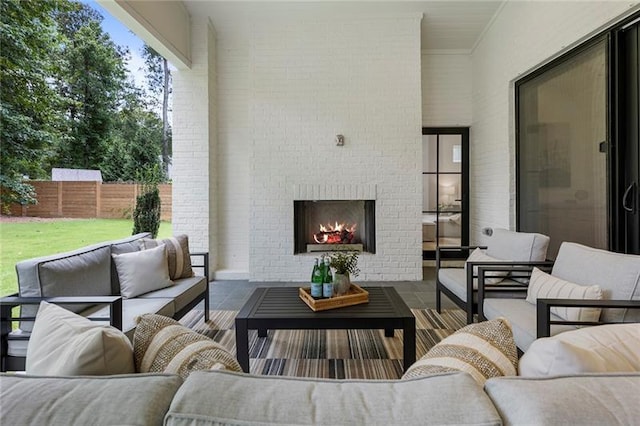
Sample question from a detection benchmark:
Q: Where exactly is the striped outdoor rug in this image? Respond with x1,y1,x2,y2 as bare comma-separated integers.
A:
180,308,466,380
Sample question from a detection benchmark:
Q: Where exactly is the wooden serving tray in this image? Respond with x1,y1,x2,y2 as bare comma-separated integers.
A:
299,284,369,311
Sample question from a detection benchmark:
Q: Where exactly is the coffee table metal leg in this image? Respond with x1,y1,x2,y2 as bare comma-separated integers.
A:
235,319,250,373
402,318,416,371
384,328,394,337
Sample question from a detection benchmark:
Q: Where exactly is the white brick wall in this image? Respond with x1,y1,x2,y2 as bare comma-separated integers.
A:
214,20,251,278
248,15,423,281
470,1,639,245
172,19,216,275
421,52,472,126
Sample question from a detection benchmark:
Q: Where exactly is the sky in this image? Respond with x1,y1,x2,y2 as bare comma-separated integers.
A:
80,0,148,90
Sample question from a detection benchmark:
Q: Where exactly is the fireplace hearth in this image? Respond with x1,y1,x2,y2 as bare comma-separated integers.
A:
294,200,375,254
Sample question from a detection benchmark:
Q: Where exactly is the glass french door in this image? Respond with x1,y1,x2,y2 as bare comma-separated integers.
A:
422,128,469,260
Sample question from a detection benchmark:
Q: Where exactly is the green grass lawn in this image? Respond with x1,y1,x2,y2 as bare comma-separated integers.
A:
0,219,172,297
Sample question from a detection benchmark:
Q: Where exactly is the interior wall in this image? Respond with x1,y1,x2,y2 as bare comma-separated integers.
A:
248,15,423,281
421,52,472,127
470,1,639,245
197,12,423,280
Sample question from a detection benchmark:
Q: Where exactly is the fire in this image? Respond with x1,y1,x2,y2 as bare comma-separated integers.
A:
313,222,357,244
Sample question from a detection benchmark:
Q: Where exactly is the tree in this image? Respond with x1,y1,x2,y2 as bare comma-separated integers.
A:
102,87,164,182
53,3,128,170
0,0,66,210
142,45,171,178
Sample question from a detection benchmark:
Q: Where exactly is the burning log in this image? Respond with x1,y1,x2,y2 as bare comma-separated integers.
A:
313,222,356,244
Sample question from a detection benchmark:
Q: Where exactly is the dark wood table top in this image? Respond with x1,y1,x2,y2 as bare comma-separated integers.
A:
236,286,414,320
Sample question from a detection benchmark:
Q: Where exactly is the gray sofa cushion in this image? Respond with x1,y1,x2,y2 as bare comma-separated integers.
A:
16,233,151,331
552,242,640,322
483,298,576,351
165,370,502,426
0,373,182,425
80,297,175,340
486,228,550,262
139,276,206,313
19,245,112,332
38,246,113,300
485,374,640,426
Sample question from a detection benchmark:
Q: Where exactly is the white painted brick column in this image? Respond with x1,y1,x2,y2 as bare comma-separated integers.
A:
172,19,217,277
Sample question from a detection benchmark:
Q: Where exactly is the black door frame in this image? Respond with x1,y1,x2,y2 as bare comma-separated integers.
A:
421,127,470,260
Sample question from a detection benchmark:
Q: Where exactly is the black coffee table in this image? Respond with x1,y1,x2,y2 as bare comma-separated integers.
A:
234,286,416,373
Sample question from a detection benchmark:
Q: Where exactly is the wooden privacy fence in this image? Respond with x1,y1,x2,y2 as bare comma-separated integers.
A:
8,181,172,221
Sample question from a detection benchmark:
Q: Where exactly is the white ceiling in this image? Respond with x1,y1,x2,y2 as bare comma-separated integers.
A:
185,1,503,52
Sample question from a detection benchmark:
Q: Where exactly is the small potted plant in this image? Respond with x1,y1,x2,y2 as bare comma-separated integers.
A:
329,251,360,295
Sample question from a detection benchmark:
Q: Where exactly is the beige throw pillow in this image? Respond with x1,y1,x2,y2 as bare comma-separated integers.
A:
402,318,518,385
519,323,640,376
112,244,173,298
26,301,135,375
133,314,241,379
465,248,508,285
525,267,603,322
139,234,194,280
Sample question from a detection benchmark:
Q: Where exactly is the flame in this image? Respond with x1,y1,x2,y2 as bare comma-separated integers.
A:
313,222,357,244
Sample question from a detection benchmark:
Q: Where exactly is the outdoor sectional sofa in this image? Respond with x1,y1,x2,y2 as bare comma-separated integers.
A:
0,232,209,371
1,369,639,425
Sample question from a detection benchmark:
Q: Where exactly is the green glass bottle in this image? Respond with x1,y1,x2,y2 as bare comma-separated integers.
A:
322,257,333,298
311,258,323,298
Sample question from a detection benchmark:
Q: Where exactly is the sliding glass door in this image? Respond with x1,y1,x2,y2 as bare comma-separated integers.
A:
517,13,640,258
517,39,608,259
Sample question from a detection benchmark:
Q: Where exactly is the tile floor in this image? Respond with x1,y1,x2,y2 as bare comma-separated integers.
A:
208,267,458,311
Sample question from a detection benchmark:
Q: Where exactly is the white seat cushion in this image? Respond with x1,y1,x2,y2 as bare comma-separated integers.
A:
483,298,576,351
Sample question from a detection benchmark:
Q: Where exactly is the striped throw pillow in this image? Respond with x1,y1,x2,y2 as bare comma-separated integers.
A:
525,267,603,322
133,314,241,379
402,318,518,385
140,234,194,280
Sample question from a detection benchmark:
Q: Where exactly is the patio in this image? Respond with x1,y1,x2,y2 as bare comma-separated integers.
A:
97,0,640,283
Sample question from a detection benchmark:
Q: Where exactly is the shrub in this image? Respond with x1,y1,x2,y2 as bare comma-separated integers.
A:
132,165,162,238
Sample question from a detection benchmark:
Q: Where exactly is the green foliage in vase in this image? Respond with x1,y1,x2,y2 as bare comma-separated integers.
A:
329,251,360,277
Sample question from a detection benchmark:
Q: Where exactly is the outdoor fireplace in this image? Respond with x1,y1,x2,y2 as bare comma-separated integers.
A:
293,200,376,254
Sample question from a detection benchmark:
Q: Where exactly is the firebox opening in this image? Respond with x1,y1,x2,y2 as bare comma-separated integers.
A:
294,200,376,254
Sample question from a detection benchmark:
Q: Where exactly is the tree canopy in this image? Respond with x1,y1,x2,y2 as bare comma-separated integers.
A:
0,0,171,210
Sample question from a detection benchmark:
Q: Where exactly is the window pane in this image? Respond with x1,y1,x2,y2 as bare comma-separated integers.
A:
439,135,462,173
518,40,607,258
422,174,439,211
422,135,437,173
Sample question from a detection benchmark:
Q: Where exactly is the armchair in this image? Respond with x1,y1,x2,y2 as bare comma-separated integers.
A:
436,228,551,324
479,242,640,351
